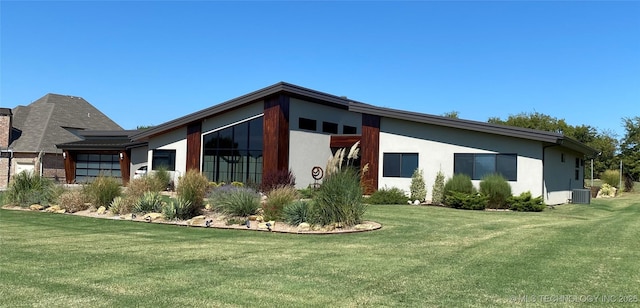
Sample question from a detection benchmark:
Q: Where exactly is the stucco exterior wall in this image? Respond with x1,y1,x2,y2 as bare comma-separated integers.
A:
289,98,362,188
147,127,187,180
201,101,264,134
544,146,585,205
129,145,149,181
378,118,544,201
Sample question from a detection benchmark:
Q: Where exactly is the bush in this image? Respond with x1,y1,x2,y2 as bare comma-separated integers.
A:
84,176,122,207
444,174,475,195
314,167,366,226
210,185,261,217
126,177,155,199
598,183,617,197
431,170,445,205
624,175,634,192
600,169,620,188
479,174,512,209
5,172,56,206
133,191,164,214
260,169,296,193
283,200,312,226
410,169,427,202
162,196,197,220
176,170,209,208
150,167,172,192
508,192,545,212
263,186,299,221
444,191,487,210
298,185,318,199
366,187,409,205
109,196,136,215
57,190,88,213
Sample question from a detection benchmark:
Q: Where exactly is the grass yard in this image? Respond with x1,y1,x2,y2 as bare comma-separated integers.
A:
1,193,639,307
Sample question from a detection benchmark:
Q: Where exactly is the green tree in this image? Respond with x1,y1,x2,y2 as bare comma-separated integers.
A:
442,111,460,118
619,117,640,186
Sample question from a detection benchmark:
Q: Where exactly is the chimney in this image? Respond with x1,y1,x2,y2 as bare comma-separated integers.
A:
0,108,11,148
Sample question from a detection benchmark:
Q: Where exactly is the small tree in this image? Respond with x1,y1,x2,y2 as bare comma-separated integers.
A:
431,170,445,205
410,168,427,202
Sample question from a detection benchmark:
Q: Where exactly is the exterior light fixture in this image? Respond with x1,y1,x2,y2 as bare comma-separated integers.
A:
119,152,124,160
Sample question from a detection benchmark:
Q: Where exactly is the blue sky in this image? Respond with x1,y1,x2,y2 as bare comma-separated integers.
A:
1,1,638,138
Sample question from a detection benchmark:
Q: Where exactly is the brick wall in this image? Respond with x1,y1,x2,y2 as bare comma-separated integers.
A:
0,108,12,189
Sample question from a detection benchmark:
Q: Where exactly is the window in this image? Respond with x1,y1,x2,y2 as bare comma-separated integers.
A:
575,169,580,181
322,121,338,134
152,150,176,171
343,125,357,134
561,153,565,162
454,153,517,181
298,117,317,131
202,117,263,184
383,153,418,177
575,158,580,168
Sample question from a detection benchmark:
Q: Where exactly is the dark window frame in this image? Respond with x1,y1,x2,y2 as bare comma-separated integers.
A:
152,149,176,171
453,153,517,181
382,153,418,178
298,117,317,131
343,125,357,134
322,121,339,134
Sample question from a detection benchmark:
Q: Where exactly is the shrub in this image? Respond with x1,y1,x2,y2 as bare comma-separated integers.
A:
126,177,155,198
176,170,209,208
600,169,620,188
84,176,122,207
508,192,545,212
162,196,197,220
260,169,296,193
282,200,312,226
133,191,164,214
109,196,136,215
479,174,512,209
598,183,617,197
444,191,487,210
5,172,56,206
263,185,299,221
623,174,634,192
150,167,172,192
298,185,318,199
444,174,475,195
366,187,409,205
57,190,88,213
431,170,445,205
211,186,261,217
410,169,427,202
314,167,366,226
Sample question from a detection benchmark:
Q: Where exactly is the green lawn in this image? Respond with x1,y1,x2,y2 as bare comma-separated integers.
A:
1,193,639,307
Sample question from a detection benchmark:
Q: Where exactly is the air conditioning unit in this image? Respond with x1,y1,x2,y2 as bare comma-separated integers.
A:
572,189,591,204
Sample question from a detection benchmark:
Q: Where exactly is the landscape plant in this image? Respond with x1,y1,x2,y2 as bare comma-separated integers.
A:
162,196,195,220
149,167,172,192
83,175,121,207
431,170,445,205
443,174,475,195
210,185,261,217
176,169,209,208
444,191,488,210
4,172,57,207
259,169,296,193
263,185,299,221
133,191,164,214
479,174,512,209
508,191,545,212
109,196,136,215
56,190,88,213
366,187,409,205
409,168,427,202
600,169,620,188
282,200,312,226
314,167,366,226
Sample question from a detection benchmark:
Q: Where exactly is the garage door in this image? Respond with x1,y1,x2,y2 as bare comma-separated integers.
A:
75,154,121,183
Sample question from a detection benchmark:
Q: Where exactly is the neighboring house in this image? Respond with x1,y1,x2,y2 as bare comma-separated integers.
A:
0,94,124,189
127,82,598,205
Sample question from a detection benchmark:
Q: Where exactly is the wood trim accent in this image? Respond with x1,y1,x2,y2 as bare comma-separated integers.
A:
63,151,75,184
330,135,361,148
119,150,130,186
361,114,380,194
263,94,290,176
186,122,202,172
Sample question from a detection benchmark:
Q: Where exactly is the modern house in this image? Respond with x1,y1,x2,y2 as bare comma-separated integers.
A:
0,94,123,189
126,82,598,205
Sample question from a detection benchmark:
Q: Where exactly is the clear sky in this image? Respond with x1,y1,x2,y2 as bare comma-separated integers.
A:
1,1,638,138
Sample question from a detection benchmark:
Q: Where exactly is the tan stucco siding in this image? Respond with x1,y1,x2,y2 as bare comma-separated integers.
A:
289,98,361,134
544,146,585,205
148,127,187,181
201,101,263,135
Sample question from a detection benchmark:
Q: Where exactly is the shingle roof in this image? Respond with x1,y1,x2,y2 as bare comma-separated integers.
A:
56,129,147,151
10,94,123,153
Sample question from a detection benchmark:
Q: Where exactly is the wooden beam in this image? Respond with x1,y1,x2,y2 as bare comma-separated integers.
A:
263,94,290,176
119,150,130,186
186,122,202,172
63,151,75,184
361,114,380,194
330,135,361,148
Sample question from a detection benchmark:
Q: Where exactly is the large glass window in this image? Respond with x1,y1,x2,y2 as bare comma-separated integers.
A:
202,117,263,184
454,153,517,181
383,153,418,178
152,150,176,171
75,153,121,183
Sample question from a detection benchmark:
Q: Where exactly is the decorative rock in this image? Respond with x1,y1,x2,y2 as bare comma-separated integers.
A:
29,204,44,211
413,200,421,205
407,200,412,205
45,205,61,213
204,204,213,210
143,213,163,222
257,221,275,230
96,206,107,215
55,209,66,214
324,224,335,231
187,215,206,226
297,222,311,231
354,224,373,231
